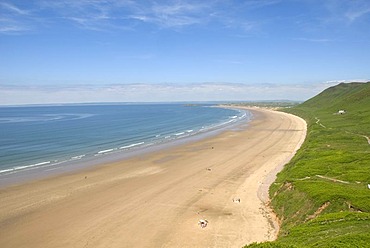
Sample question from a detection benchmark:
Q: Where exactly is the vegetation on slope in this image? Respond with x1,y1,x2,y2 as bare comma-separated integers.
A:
245,82,370,247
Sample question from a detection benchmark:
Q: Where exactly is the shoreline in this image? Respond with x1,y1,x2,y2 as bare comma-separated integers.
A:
0,106,251,188
0,107,307,247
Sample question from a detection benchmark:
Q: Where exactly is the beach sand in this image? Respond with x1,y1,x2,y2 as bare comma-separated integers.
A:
0,108,306,248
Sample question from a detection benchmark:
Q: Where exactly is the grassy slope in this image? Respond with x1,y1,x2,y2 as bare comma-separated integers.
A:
245,82,370,247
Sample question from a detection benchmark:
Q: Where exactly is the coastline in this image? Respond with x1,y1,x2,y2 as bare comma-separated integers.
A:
0,105,249,188
0,107,306,247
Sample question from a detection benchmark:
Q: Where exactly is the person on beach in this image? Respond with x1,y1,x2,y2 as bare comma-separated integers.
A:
198,219,208,228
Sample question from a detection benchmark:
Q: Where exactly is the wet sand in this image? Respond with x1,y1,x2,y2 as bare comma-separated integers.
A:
0,108,306,248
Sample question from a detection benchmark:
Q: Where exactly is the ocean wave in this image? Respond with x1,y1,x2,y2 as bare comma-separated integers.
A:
196,110,248,133
97,148,116,155
0,168,16,174
71,154,86,160
0,116,49,123
0,113,94,124
44,113,95,122
120,142,145,150
0,104,251,178
0,161,51,174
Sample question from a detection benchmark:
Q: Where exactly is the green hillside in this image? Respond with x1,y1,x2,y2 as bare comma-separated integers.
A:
246,82,370,247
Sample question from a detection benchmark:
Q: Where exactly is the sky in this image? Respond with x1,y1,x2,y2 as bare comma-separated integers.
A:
0,0,369,104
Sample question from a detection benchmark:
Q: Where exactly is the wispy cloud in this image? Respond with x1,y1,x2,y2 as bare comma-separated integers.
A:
0,2,29,15
345,7,370,22
241,0,281,9
0,0,265,34
214,59,244,65
322,0,370,24
139,1,210,28
0,2,33,34
2,0,369,36
294,37,332,43
38,0,135,31
34,0,214,31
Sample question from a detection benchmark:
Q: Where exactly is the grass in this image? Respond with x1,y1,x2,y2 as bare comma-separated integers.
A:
244,82,370,247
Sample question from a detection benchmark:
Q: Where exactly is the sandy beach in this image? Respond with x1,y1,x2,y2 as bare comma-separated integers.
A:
0,108,306,248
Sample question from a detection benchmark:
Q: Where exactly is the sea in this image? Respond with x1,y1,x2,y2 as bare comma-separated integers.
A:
0,103,250,182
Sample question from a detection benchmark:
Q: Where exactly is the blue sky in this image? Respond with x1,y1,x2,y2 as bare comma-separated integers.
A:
0,0,369,104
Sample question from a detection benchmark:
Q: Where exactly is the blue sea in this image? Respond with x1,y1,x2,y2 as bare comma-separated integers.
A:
0,103,249,178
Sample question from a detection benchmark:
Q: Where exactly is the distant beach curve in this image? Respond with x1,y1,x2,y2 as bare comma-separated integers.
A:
0,107,307,247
